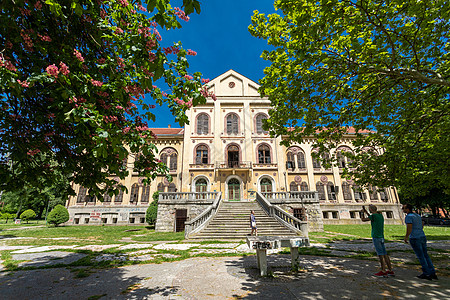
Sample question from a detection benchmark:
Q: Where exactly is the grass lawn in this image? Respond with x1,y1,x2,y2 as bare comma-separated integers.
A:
321,224,450,241
0,225,184,247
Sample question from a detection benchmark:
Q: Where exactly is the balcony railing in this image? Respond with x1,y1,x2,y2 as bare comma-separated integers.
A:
253,163,278,169
215,161,252,169
261,191,319,204
159,192,218,202
189,163,215,169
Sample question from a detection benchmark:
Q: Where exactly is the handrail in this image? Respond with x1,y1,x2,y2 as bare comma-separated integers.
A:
256,191,308,237
159,192,217,202
184,192,222,239
261,191,318,202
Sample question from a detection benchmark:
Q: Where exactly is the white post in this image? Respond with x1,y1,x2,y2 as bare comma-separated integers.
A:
256,249,268,276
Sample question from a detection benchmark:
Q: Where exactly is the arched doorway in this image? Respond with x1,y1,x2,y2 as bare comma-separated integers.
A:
195,178,208,199
227,145,239,168
228,178,240,201
260,178,273,193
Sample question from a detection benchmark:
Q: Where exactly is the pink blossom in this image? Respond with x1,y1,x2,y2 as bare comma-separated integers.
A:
17,80,30,87
1,59,17,72
187,49,197,56
100,9,107,19
153,28,162,41
73,49,85,62
90,79,104,87
119,0,129,7
35,1,43,9
116,105,123,110
59,62,70,76
174,7,190,22
46,64,59,78
201,78,210,84
117,57,125,68
146,39,156,49
122,127,130,134
38,34,52,42
148,52,156,62
184,74,193,80
27,149,41,156
5,40,13,49
115,27,124,34
98,58,106,64
138,5,147,12
20,8,31,16
20,30,34,51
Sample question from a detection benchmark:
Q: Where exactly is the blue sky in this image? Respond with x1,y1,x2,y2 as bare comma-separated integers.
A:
147,1,277,128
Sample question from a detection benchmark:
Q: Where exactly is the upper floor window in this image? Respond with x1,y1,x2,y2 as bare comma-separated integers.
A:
260,178,273,193
160,148,178,171
255,113,268,134
196,145,209,164
336,147,353,169
130,183,139,203
141,185,150,203
286,152,295,170
342,182,352,200
258,144,271,164
197,113,209,135
168,183,177,193
77,186,87,203
226,113,239,134
290,181,298,192
312,152,321,169
297,152,306,169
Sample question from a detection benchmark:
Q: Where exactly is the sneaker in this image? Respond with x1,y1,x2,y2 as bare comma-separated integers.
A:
386,270,395,277
374,271,387,277
430,274,438,280
417,274,432,280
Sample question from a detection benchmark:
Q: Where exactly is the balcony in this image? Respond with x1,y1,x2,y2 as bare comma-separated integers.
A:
189,163,215,170
253,163,278,169
215,161,252,169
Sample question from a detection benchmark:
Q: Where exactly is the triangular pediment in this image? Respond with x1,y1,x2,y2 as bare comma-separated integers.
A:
205,69,261,97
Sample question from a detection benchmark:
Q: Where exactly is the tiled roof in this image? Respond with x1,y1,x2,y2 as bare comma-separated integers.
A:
149,128,184,135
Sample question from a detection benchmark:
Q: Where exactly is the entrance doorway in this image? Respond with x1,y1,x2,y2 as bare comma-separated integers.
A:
227,145,239,168
175,209,187,232
228,178,240,201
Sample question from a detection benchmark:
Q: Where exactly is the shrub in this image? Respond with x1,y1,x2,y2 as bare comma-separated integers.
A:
146,192,159,226
47,205,69,226
20,209,36,223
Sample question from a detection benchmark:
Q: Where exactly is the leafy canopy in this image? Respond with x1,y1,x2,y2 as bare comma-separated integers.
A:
0,0,211,199
250,0,450,196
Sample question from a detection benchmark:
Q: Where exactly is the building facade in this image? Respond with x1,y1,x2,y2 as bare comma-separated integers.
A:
67,70,403,229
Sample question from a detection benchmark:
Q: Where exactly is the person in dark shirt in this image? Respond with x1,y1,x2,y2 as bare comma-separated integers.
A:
361,204,394,277
402,204,437,280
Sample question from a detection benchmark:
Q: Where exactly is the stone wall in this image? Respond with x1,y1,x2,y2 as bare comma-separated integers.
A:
269,200,324,232
320,203,404,225
68,205,148,225
155,199,213,232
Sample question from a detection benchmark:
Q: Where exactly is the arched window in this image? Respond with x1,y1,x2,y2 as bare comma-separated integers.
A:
342,182,352,200
369,185,378,201
169,153,177,171
195,178,208,193
316,182,325,200
157,182,165,192
197,113,209,135
327,182,336,201
228,178,240,201
130,183,139,203
77,186,87,203
103,189,111,202
300,182,309,191
297,152,306,169
337,151,346,168
286,152,295,170
353,185,366,201
260,178,273,193
226,113,239,134
141,185,150,203
115,189,124,202
160,153,168,165
168,183,177,193
290,181,298,192
195,145,209,164
312,152,321,169
255,114,267,134
258,144,271,164
227,144,239,167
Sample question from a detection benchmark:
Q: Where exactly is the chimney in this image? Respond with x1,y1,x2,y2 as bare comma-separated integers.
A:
168,124,171,128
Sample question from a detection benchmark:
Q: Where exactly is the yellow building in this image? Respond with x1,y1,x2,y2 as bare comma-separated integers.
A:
67,70,402,229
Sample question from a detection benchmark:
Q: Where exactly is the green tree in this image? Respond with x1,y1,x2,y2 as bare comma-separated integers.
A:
249,0,450,197
0,212,15,223
146,191,159,226
1,0,212,199
19,209,36,223
47,204,69,226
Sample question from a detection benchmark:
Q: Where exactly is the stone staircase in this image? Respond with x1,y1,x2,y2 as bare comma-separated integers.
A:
189,201,298,240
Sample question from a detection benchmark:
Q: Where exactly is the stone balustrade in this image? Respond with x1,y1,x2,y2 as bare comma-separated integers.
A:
184,192,222,239
159,192,218,203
